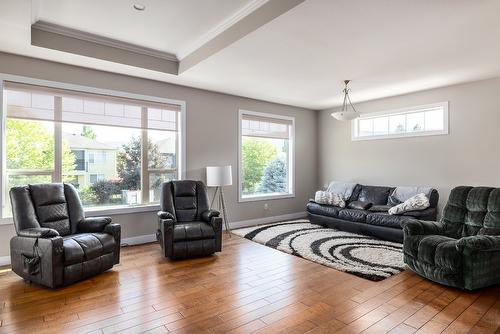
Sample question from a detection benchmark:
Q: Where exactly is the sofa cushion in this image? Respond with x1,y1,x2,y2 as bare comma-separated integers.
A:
307,202,340,218
347,201,372,210
417,235,461,271
63,233,115,266
366,213,407,229
369,205,393,212
173,222,215,241
338,209,369,223
357,186,393,205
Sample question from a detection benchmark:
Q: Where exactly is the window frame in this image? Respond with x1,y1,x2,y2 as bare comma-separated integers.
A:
0,73,186,224
238,109,295,203
351,102,449,141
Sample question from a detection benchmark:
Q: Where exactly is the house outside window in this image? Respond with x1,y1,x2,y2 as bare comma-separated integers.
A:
72,149,85,171
1,79,185,218
238,110,295,202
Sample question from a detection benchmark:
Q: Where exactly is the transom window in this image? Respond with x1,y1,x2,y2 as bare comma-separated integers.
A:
1,80,184,218
238,110,294,202
352,102,448,140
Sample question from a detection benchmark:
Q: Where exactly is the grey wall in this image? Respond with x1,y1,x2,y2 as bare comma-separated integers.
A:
319,77,500,214
0,52,318,258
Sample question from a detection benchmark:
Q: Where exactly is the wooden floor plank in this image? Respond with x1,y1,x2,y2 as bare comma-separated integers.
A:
0,236,498,334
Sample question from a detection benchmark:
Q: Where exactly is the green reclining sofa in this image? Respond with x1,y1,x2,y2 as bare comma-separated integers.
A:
402,186,500,290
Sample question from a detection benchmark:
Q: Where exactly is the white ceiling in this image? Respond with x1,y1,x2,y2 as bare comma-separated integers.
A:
33,0,255,58
1,0,500,110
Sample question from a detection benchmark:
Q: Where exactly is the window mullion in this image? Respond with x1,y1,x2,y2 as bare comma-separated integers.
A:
141,107,149,204
53,96,62,182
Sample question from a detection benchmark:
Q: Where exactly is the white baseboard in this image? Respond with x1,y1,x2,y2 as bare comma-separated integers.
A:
0,256,11,266
0,212,308,261
229,211,307,230
121,234,156,246
120,211,307,246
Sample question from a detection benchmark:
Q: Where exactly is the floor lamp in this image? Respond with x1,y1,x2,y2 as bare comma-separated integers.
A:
206,165,232,234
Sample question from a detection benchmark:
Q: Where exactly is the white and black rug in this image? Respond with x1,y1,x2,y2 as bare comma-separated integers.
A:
232,220,405,281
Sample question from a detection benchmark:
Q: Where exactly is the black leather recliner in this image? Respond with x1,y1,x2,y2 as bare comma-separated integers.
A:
9,183,121,288
156,180,222,259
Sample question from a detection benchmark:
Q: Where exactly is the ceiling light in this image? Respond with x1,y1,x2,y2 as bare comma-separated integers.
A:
133,3,146,11
331,80,359,121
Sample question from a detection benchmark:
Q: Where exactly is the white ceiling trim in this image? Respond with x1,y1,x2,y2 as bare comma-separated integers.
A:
32,20,178,61
176,0,269,60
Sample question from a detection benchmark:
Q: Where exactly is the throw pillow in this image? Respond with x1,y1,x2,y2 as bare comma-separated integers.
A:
315,191,346,208
347,201,373,210
388,186,433,206
388,193,430,215
326,182,357,201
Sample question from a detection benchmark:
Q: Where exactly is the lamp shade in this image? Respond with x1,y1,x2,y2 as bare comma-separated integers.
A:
206,165,232,187
331,111,359,121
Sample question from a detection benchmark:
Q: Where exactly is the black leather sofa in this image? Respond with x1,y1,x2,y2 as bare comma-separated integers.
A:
307,184,439,242
9,183,121,288
156,180,223,259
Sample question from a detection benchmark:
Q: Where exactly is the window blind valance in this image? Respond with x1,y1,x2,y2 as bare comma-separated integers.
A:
241,114,292,139
4,81,180,131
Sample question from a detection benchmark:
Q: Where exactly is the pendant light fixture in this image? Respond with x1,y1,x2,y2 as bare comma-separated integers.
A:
331,80,359,121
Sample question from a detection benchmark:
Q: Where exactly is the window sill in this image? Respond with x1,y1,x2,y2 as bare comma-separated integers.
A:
239,193,295,203
0,204,160,225
85,204,160,217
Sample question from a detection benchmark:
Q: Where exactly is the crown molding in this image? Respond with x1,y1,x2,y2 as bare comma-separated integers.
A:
177,0,269,60
32,20,178,62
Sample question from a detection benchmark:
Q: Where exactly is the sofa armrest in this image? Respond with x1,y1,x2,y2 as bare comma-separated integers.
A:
201,209,220,223
18,227,59,238
10,235,64,288
157,211,175,220
104,223,121,264
78,217,112,233
401,207,437,220
158,218,175,258
456,235,500,252
401,219,445,236
210,216,223,252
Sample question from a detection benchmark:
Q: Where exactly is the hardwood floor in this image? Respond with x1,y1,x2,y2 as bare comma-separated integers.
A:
0,234,499,334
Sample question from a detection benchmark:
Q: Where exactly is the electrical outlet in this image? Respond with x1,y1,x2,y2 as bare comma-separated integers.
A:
264,203,269,210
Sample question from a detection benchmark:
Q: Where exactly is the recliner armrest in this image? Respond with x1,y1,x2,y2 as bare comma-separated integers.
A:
10,235,64,288
401,219,445,236
158,211,175,220
201,209,220,223
456,235,500,252
18,227,59,238
78,216,112,233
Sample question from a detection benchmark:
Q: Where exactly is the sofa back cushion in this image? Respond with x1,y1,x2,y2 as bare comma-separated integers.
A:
442,186,500,237
29,183,71,236
356,185,394,205
481,188,500,235
161,180,210,222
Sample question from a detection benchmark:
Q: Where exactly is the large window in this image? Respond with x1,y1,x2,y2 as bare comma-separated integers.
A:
352,102,448,140
1,80,184,218
238,110,294,202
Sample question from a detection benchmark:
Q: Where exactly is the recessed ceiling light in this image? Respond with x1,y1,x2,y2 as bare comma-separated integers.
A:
133,3,146,11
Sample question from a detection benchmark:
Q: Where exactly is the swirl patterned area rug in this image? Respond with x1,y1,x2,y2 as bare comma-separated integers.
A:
232,220,405,281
